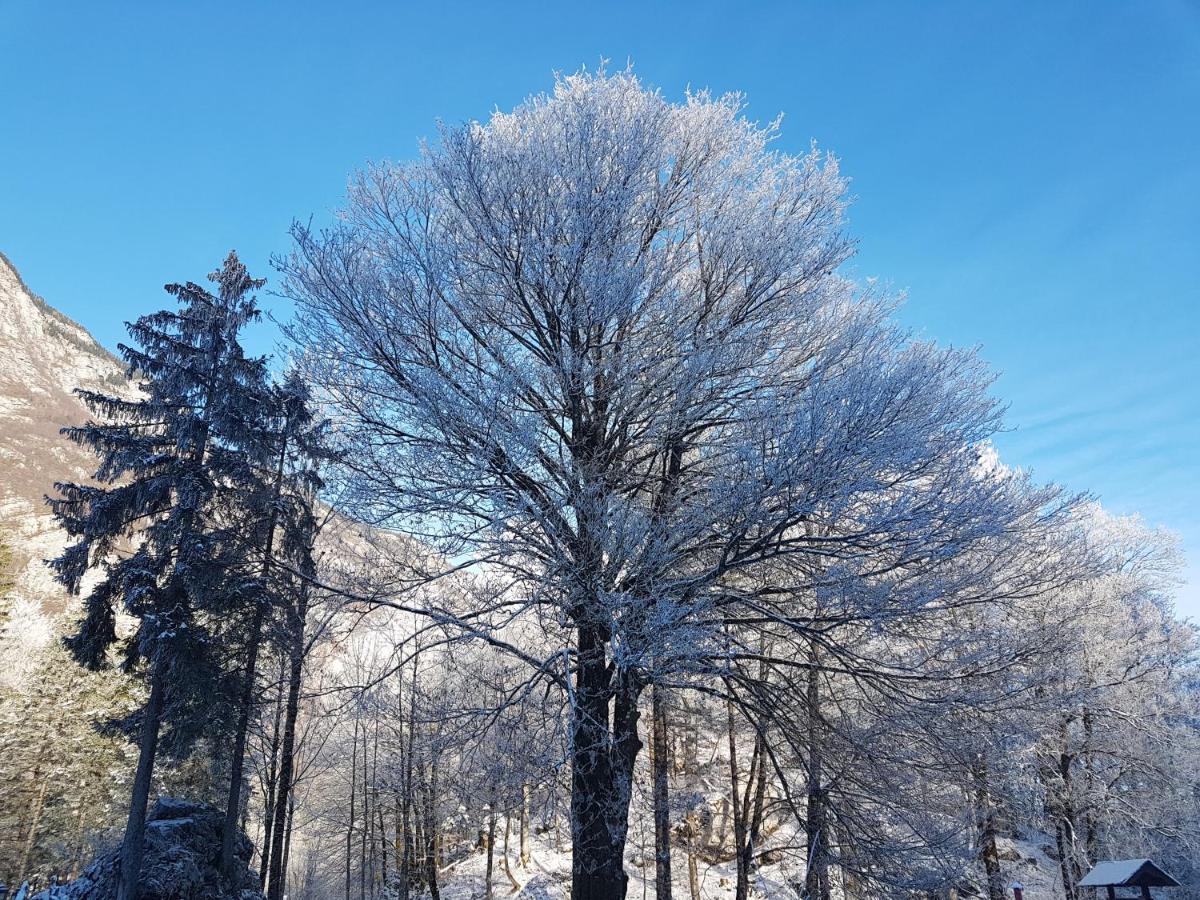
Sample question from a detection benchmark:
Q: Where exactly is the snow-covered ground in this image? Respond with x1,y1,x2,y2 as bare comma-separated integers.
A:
408,826,1071,900
432,832,759,900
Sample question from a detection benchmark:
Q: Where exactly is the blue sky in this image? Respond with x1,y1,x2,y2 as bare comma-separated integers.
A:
2,1,1198,614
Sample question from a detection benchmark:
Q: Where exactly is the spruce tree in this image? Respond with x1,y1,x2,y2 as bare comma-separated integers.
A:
49,251,273,900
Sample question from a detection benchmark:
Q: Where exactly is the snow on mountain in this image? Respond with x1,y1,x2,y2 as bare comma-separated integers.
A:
0,251,128,675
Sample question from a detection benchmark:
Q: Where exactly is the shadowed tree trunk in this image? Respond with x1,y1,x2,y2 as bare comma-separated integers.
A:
258,669,285,888
485,793,497,899
652,686,672,900
423,754,441,900
570,625,643,900
804,645,831,900
973,756,1005,900
281,796,295,897
346,713,358,900
116,666,166,900
222,428,291,881
267,581,308,900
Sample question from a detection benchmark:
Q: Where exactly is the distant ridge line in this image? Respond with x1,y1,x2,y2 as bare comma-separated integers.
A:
0,248,123,368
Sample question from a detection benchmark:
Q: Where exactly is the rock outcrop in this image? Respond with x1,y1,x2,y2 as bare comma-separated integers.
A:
34,799,264,900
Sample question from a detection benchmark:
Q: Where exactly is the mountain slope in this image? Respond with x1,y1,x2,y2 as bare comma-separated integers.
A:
0,251,126,638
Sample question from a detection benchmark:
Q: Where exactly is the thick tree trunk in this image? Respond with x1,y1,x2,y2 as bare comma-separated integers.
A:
570,626,641,900
116,665,166,900
651,686,672,900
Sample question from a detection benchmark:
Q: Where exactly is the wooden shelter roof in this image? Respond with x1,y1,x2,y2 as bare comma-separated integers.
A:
1079,859,1181,888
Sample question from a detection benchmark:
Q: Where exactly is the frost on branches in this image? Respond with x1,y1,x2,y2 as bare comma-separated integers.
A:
283,69,1081,900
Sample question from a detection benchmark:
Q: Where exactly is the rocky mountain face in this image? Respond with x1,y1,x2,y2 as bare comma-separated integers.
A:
0,251,127,682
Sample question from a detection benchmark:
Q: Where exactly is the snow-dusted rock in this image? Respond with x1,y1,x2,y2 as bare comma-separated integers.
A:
33,798,263,900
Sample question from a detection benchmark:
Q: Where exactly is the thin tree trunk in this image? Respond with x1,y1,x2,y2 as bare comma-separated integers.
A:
116,665,166,900
502,812,521,892
1056,821,1075,900
222,429,291,881
221,602,266,881
1082,707,1098,865
973,756,1004,900
347,714,359,900
281,796,295,897
684,811,700,900
266,588,306,900
259,671,285,887
804,646,828,900
1057,717,1081,900
378,794,389,891
400,659,417,900
425,756,441,900
360,719,368,900
747,733,768,878
16,771,48,885
652,685,672,900
727,698,749,900
519,782,531,869
485,807,497,899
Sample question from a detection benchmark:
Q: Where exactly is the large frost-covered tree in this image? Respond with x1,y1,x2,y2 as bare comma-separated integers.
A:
284,69,1073,900
49,252,273,900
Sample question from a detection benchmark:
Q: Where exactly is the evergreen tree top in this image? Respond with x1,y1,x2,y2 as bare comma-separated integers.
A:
47,251,273,679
